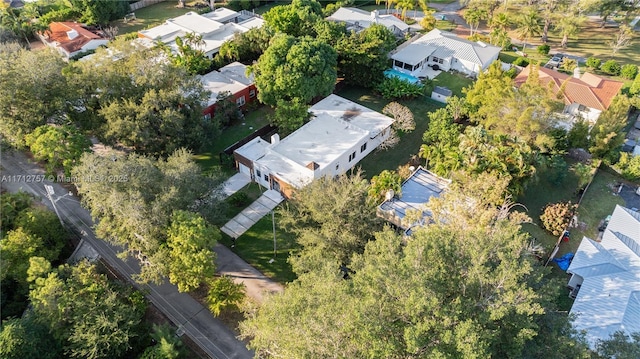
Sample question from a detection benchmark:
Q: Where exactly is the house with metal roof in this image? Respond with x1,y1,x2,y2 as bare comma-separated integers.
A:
39,22,109,59
233,94,394,198
326,7,410,36
137,9,264,58
515,65,624,125
390,29,501,78
376,167,450,231
566,205,640,349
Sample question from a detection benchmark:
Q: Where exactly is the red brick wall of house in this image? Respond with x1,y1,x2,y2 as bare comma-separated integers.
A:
202,84,258,117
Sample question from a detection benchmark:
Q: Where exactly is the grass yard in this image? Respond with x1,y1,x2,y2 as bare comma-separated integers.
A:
193,106,272,175
219,213,298,284
434,19,457,31
111,1,196,35
427,71,474,97
505,19,640,66
337,85,445,178
499,49,550,66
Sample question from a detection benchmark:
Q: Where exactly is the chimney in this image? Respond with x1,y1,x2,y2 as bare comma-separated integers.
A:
67,29,79,40
270,133,280,145
573,66,581,79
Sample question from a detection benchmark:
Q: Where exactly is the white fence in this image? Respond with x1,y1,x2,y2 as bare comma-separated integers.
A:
129,0,165,12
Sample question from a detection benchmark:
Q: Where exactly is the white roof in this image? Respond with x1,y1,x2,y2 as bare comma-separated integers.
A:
202,7,239,23
327,7,409,32
392,29,501,68
138,9,261,56
235,137,269,161
238,17,265,29
200,64,252,106
240,94,393,189
567,205,640,348
220,61,253,85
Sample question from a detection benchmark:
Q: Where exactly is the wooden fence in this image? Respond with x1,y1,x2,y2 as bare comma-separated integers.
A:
129,0,165,12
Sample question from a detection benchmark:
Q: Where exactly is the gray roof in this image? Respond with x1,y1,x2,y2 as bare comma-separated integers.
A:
567,205,640,349
377,167,450,230
433,86,452,96
392,29,501,68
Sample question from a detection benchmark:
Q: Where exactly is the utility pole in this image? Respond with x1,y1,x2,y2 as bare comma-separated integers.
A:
44,184,64,226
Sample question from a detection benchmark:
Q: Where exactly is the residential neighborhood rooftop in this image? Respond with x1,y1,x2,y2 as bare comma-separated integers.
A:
326,7,409,33
200,62,253,106
392,29,501,67
377,167,450,230
514,65,624,111
567,205,640,348
43,22,107,55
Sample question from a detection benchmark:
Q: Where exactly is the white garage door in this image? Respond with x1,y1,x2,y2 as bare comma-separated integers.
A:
238,163,251,177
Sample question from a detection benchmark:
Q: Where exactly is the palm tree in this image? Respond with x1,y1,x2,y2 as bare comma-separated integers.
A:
516,9,541,53
394,0,414,20
554,8,584,48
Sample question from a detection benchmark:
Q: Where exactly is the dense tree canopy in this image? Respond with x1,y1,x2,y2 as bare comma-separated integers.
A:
25,124,91,175
262,0,323,37
278,170,382,275
72,149,222,284
243,176,585,358
0,43,69,146
249,34,337,107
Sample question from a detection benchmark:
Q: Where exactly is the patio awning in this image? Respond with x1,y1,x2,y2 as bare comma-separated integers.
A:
392,44,436,66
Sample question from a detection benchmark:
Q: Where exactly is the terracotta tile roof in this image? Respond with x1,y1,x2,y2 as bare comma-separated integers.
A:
44,22,106,55
514,65,624,111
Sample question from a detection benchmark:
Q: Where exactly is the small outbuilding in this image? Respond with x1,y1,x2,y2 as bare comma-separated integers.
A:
431,86,452,103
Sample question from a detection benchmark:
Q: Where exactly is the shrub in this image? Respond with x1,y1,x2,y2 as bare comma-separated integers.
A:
504,67,518,78
630,72,640,96
375,76,424,100
560,58,577,72
567,119,590,149
615,152,640,181
228,191,249,207
540,201,577,236
585,57,601,70
601,60,621,75
420,15,436,31
207,276,245,317
537,44,550,55
382,102,415,132
513,56,530,67
620,64,638,80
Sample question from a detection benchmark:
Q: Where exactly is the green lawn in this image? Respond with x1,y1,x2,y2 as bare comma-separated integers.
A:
337,85,445,178
427,71,474,97
193,106,272,175
219,213,298,284
434,19,457,31
111,1,196,35
499,49,550,66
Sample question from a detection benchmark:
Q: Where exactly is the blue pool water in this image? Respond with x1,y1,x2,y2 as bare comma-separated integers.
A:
384,69,421,84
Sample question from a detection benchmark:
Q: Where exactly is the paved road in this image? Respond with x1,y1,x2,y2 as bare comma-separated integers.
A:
0,150,253,359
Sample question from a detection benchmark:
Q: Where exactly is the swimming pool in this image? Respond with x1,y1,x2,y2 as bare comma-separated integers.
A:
384,68,421,84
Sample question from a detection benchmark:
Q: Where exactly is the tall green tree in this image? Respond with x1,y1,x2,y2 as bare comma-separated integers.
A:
243,176,572,358
72,149,221,284
262,0,323,37
269,98,310,135
250,34,337,107
335,24,397,88
0,43,69,146
589,95,630,160
166,210,219,293
25,125,91,176
0,314,61,359
278,170,382,274
516,8,541,52
28,260,147,359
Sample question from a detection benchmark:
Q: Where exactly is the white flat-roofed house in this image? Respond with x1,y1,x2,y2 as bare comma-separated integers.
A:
138,9,264,58
390,29,501,78
234,94,394,198
326,7,410,36
566,205,640,349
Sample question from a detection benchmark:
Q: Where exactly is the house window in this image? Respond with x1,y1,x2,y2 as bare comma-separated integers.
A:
249,89,256,98
336,164,339,171
256,169,261,178
578,104,587,112
236,96,246,107
348,151,356,162
403,62,412,71
360,143,367,152
264,174,269,182
432,56,444,64
203,113,211,121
